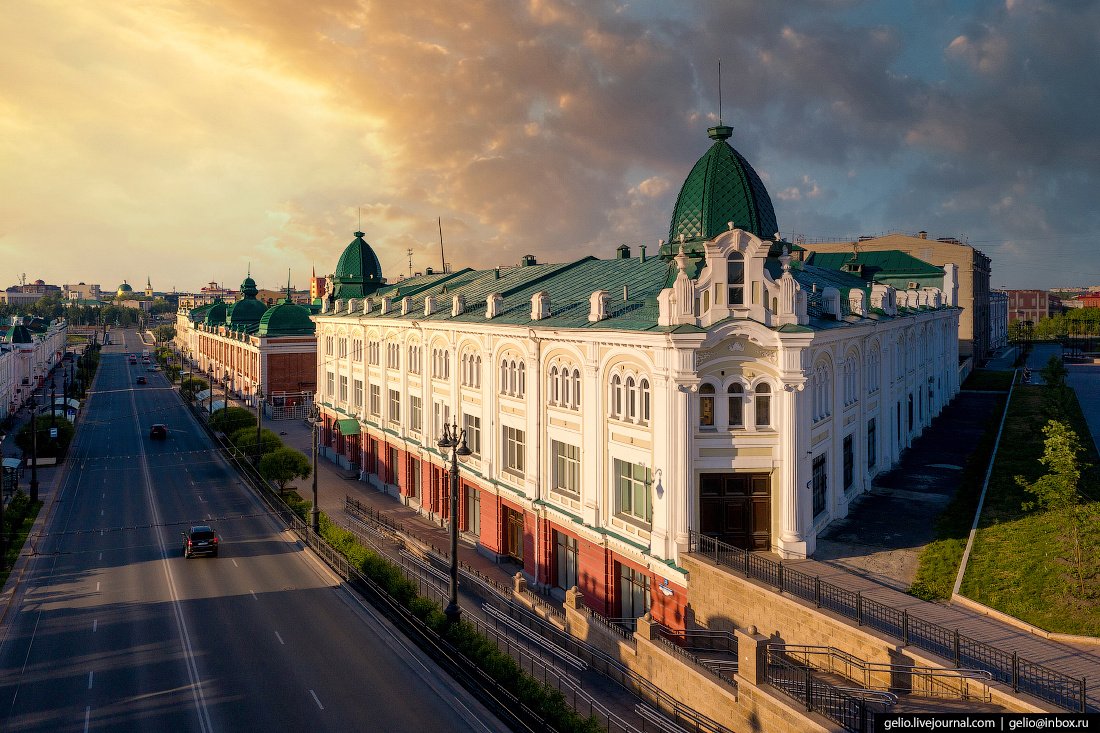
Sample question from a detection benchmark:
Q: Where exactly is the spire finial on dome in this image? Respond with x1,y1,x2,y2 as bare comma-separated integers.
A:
708,125,733,141
286,269,292,302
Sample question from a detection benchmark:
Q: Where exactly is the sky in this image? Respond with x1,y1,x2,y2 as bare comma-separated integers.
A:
2,0,1098,293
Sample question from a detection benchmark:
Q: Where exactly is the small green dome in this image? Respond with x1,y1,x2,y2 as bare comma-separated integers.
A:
226,272,267,328
116,281,134,297
664,126,778,256
203,299,227,326
258,298,315,336
331,231,384,299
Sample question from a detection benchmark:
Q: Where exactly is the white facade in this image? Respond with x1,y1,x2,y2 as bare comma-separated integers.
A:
990,290,1009,352
315,228,961,607
0,318,69,421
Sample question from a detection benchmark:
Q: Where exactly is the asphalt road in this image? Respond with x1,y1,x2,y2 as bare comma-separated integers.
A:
0,330,511,733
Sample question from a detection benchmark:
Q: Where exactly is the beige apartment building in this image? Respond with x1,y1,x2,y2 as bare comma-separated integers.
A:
803,231,992,364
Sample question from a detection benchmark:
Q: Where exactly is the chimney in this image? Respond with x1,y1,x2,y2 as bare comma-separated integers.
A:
521,254,537,266
639,244,647,263
918,230,928,240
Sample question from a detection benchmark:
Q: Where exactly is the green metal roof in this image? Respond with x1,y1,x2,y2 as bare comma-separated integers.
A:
664,126,778,255
806,251,944,280
258,298,315,336
225,272,269,328
332,231,384,299
203,300,227,326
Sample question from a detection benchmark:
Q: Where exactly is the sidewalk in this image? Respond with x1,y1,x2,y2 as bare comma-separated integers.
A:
271,416,522,589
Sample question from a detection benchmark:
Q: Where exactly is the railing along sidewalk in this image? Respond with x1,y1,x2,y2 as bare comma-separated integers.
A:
690,530,1088,712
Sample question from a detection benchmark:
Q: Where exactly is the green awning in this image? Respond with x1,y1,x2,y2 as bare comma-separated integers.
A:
335,418,360,436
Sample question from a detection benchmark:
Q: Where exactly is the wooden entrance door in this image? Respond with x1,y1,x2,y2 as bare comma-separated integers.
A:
504,507,524,562
699,473,771,550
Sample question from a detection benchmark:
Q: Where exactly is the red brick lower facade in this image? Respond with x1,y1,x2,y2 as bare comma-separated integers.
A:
319,415,687,629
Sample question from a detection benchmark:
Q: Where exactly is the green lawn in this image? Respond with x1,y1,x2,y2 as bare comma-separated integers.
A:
962,369,1015,391
959,386,1100,635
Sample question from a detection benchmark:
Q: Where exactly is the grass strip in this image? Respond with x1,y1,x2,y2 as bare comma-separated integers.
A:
1,492,44,589
959,386,1100,635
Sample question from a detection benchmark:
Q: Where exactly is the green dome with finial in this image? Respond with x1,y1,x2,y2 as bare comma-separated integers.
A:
116,281,134,297
663,125,778,256
258,296,315,336
226,270,267,329
331,231,384,299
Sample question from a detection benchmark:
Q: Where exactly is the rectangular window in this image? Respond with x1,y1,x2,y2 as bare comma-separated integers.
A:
387,446,399,486
338,375,348,403
462,413,481,456
551,440,581,497
326,372,335,397
325,336,333,355
615,458,652,523
464,484,481,536
867,418,877,469
502,425,525,475
339,338,347,358
369,384,381,417
408,457,421,500
434,401,450,442
410,395,422,434
843,435,854,492
554,531,579,592
353,379,363,408
388,389,401,424
618,564,651,620
812,454,827,518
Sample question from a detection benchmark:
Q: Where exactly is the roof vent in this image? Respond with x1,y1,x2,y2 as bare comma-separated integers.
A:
521,254,537,267
589,290,610,322
379,296,391,315
616,244,631,259
423,295,437,316
425,267,434,275
531,291,550,320
918,230,928,240
451,294,465,317
857,235,873,242
639,244,647,263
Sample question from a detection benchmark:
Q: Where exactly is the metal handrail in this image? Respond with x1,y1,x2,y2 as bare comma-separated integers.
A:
691,530,1087,712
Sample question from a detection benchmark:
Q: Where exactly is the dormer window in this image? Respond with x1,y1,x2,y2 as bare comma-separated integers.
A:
727,252,745,306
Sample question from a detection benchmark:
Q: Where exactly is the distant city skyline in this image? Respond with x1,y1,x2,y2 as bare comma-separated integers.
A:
3,2,1098,291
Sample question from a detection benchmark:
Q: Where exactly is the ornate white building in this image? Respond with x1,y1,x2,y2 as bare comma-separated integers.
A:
313,125,960,627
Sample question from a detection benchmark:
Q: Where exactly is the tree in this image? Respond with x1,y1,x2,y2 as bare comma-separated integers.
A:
1017,420,1093,594
210,406,256,435
1040,354,1068,388
180,376,209,402
230,427,282,457
152,324,176,343
259,447,312,493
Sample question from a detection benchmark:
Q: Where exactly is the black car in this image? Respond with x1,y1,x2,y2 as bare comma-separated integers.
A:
136,376,147,385
183,526,219,558
149,424,167,439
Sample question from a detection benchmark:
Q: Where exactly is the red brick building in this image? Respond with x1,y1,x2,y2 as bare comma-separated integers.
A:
1006,289,1062,323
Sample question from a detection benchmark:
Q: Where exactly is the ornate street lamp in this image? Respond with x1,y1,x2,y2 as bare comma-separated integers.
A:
437,418,472,624
254,383,264,465
307,401,322,534
28,394,38,504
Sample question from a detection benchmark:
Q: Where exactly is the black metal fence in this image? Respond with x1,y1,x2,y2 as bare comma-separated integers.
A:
690,531,1088,712
766,649,871,732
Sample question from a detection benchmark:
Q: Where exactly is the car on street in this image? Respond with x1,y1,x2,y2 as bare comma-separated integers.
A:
182,525,219,558
149,424,167,439
136,376,146,385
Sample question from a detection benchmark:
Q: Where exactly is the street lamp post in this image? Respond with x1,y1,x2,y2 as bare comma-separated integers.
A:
254,384,264,465
51,379,57,422
307,402,321,533
222,370,229,419
28,395,38,504
437,418,471,624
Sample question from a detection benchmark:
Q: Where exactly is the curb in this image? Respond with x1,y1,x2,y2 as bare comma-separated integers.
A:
951,593,1100,648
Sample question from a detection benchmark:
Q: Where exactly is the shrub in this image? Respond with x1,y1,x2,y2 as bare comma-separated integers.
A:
210,406,257,434
258,447,311,492
14,415,75,460
229,427,282,457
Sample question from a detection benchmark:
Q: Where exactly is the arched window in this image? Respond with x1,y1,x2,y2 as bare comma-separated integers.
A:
475,355,482,387
727,383,744,427
699,383,715,428
444,350,450,379
626,376,637,421
611,375,622,417
755,384,772,427
560,368,570,406
461,353,469,385
500,360,508,391
572,369,582,409
549,366,559,404
509,359,517,395
727,252,745,306
639,378,650,424
518,362,526,396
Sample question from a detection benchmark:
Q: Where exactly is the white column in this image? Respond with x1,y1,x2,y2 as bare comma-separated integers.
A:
777,380,810,558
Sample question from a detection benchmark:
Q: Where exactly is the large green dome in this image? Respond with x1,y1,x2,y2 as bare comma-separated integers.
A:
258,297,315,336
331,231,384,299
226,272,267,329
203,299,227,326
116,281,134,297
663,125,778,256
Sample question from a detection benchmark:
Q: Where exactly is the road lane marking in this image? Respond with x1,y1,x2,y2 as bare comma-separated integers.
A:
232,559,239,567
274,631,284,645
98,552,102,562
88,670,93,689
92,619,97,632
84,706,90,733
309,689,324,710
95,582,100,592
250,590,257,600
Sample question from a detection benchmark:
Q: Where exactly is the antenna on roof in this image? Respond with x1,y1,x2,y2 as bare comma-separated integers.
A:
358,206,362,231
718,58,723,125
438,217,446,274
407,248,413,279
286,269,292,300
